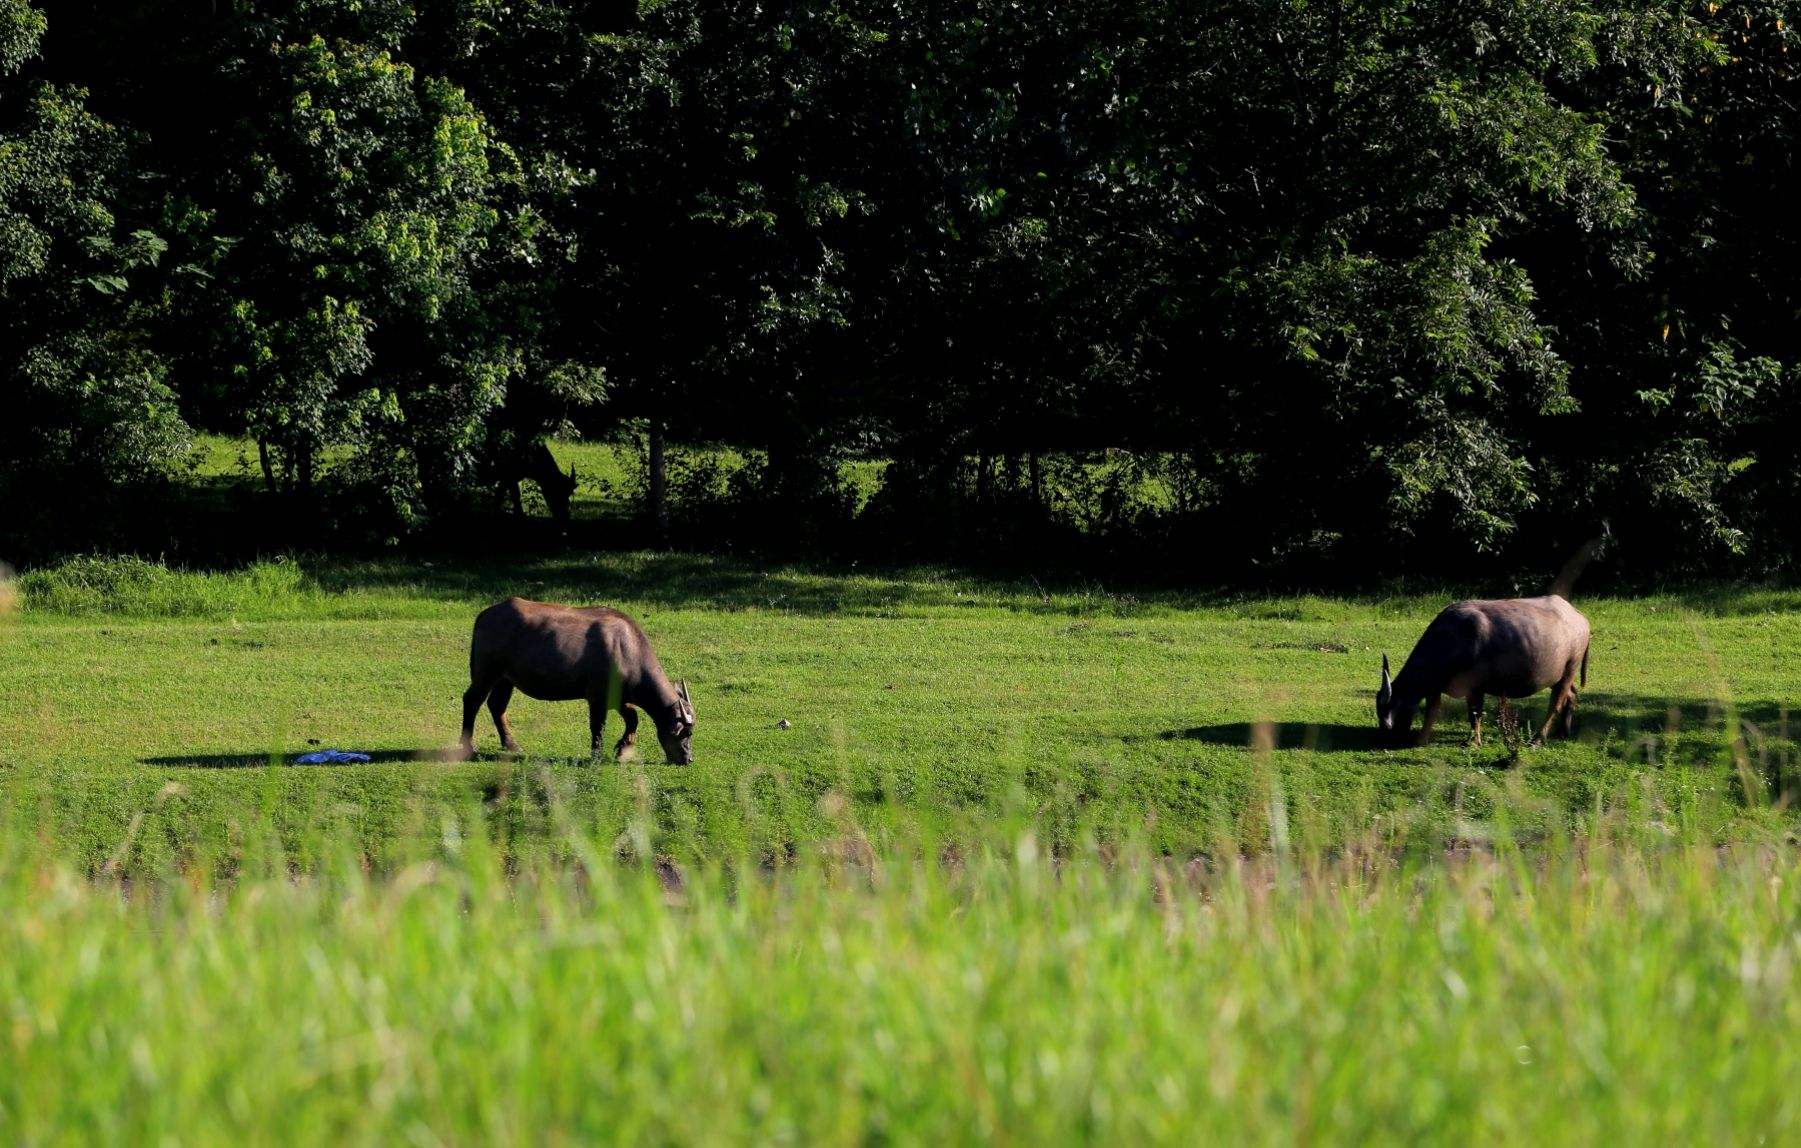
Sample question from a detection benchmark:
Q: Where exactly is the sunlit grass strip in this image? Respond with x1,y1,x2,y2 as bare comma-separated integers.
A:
3,827,1800,1143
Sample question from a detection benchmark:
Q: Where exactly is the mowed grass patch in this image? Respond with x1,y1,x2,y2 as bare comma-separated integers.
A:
2,554,1798,870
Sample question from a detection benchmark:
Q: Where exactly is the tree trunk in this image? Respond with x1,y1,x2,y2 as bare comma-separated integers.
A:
1029,450,1043,509
647,421,669,545
257,438,276,494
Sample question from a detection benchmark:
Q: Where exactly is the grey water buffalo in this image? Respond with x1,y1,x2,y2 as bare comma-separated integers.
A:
459,597,694,762
1376,595,1590,747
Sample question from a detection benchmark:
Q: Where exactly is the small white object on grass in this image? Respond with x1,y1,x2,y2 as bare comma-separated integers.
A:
776,719,792,730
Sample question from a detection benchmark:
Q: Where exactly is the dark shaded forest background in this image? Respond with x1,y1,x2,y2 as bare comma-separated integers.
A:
3,0,1797,584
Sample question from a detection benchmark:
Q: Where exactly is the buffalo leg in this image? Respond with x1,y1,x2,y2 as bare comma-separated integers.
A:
1466,691,1485,747
488,680,521,753
614,703,640,760
460,679,493,756
1559,680,1580,739
1417,695,1443,746
1534,673,1577,745
587,697,607,760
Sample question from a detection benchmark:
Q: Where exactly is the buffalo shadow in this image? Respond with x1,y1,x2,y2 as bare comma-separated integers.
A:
1157,723,1389,752
1157,694,1797,755
140,748,434,769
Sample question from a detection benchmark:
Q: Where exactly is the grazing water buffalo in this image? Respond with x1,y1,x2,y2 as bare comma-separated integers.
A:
460,598,694,762
503,441,577,529
1377,595,1590,747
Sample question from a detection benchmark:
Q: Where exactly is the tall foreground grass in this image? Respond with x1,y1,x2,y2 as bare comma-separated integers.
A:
4,817,1801,1143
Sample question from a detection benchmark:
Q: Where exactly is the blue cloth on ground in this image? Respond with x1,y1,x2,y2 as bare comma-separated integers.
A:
295,749,372,764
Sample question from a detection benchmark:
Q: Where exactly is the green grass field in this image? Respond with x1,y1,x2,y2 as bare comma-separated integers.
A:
2,553,1800,1140
5,552,1797,867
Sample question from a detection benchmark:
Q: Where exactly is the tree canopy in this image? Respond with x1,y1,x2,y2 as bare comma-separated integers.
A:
3,0,1796,580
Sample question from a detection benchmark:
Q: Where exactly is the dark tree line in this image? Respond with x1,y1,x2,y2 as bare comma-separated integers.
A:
3,0,1797,580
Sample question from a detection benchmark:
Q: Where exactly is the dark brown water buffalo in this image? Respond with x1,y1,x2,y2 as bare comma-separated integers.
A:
460,597,694,762
1377,595,1590,747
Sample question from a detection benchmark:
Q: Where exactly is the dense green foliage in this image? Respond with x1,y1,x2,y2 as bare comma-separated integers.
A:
0,0,190,540
3,1,1798,577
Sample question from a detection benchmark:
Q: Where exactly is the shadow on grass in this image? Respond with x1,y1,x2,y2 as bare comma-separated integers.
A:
141,749,443,769
290,548,1801,618
1157,696,1796,758
1569,695,1792,740
294,550,1182,617
1157,723,1389,752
